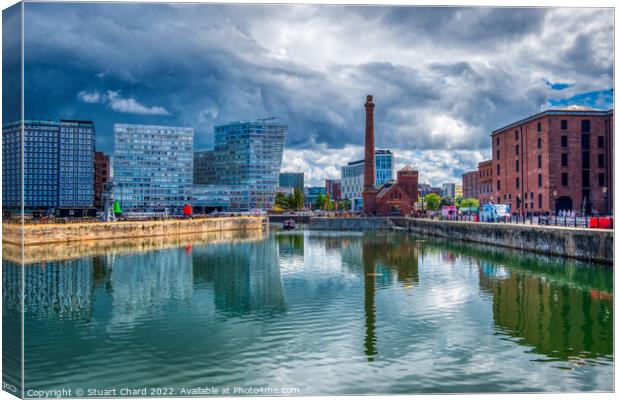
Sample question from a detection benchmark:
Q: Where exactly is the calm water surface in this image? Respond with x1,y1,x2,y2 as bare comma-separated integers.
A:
3,229,614,395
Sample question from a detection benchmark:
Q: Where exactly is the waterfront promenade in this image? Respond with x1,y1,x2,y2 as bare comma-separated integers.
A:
2,216,266,246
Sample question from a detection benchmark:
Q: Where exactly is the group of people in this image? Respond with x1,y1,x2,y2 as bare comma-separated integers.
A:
557,209,577,218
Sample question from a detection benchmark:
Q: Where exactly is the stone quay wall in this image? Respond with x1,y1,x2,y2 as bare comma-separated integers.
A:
310,217,613,264
3,216,266,246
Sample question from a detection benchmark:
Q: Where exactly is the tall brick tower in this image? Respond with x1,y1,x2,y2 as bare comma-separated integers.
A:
362,95,377,214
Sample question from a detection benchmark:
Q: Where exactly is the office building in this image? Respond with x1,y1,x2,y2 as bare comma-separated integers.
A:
113,124,193,212
94,151,110,210
305,186,327,208
341,149,394,211
279,172,304,190
195,120,286,210
441,183,456,198
492,105,613,215
193,150,216,184
2,119,95,213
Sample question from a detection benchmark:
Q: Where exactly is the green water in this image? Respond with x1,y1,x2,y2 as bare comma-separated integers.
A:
2,230,613,395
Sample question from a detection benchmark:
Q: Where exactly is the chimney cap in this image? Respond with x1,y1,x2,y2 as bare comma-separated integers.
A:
366,95,373,102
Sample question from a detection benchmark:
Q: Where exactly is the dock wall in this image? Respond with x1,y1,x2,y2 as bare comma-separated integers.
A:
3,216,266,246
310,217,613,264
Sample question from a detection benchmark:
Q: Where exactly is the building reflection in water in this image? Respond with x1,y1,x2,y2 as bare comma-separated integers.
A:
276,232,304,263
342,233,421,361
479,263,613,361
192,238,286,316
2,261,23,394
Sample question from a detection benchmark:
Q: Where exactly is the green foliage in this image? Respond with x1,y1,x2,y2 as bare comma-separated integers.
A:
460,198,480,209
275,192,289,209
290,188,305,210
424,193,441,211
440,196,454,207
315,193,334,210
455,196,464,207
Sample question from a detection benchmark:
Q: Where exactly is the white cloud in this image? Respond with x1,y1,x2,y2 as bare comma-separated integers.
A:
76,90,170,116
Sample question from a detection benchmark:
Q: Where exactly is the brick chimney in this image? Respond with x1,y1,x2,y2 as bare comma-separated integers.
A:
362,95,377,214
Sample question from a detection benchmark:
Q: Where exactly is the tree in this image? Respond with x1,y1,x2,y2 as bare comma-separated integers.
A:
289,188,305,210
460,198,480,209
455,196,464,208
424,193,441,211
275,192,289,209
440,196,454,207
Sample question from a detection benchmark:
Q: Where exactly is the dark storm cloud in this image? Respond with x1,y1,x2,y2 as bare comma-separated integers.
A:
2,3,22,123
19,3,613,185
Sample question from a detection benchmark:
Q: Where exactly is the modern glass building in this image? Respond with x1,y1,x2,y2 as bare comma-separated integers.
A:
113,124,193,212
278,172,304,190
193,150,216,184
197,120,286,210
2,119,95,211
58,120,96,208
341,149,394,210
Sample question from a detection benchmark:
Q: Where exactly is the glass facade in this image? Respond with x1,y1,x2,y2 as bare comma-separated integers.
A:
58,120,95,208
341,149,394,210
114,124,193,212
279,172,304,189
201,120,286,210
2,119,94,210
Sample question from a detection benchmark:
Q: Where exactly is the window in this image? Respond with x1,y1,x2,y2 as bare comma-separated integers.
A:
497,180,501,190
538,173,542,187
537,122,542,132
561,153,568,167
598,136,605,148
599,173,605,186
496,137,499,145
581,119,590,133
562,172,568,186
537,155,542,169
598,153,604,168
497,165,500,175
538,194,543,209
582,152,590,169
515,145,519,155
582,134,590,149
516,177,520,189
515,130,518,140
561,135,568,147
561,120,568,129
496,149,500,160
537,138,542,149
582,171,590,187
516,159,519,172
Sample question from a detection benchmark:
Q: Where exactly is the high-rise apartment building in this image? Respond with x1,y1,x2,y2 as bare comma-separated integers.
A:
279,172,304,190
492,105,613,215
113,124,193,212
325,179,342,200
2,119,95,212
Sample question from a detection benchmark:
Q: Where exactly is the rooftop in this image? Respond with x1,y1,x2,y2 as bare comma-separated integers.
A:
492,105,613,135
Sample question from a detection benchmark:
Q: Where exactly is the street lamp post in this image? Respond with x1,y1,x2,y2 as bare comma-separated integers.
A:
552,190,557,216
602,186,608,216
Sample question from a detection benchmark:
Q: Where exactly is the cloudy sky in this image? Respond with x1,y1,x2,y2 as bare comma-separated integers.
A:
16,3,614,186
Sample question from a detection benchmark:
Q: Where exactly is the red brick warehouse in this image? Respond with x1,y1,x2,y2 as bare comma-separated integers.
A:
491,105,613,216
